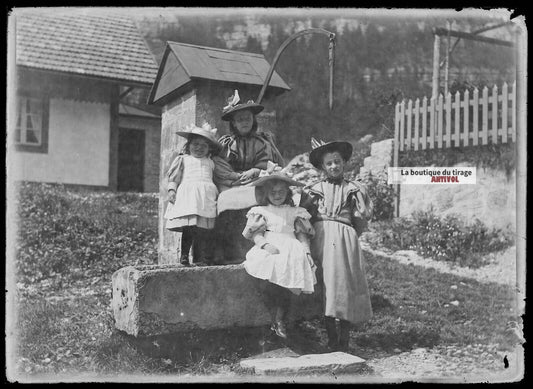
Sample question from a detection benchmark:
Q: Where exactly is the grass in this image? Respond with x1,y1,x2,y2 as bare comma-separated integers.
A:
8,182,522,380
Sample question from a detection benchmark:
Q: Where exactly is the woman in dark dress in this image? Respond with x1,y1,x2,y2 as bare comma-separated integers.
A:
211,90,285,264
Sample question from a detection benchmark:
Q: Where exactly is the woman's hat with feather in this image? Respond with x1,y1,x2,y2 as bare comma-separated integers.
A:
221,90,264,121
175,123,222,151
308,137,353,169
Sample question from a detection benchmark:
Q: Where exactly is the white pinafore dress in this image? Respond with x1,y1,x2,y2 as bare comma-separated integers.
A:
164,155,218,230
242,205,317,295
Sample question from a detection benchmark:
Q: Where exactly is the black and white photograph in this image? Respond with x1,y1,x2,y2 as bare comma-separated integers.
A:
5,6,526,383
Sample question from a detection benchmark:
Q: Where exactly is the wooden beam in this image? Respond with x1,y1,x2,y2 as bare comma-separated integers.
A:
434,28,514,47
432,34,441,99
515,23,526,305
119,86,134,100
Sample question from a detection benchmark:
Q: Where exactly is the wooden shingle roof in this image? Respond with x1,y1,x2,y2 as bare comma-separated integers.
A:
15,10,158,85
148,41,291,105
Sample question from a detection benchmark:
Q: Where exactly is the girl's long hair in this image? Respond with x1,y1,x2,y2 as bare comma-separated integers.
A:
260,180,295,206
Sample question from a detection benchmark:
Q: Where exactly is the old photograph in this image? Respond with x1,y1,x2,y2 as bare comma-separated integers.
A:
5,6,526,383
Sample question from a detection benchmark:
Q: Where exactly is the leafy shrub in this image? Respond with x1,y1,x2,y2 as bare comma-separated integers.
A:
364,210,514,268
354,170,397,221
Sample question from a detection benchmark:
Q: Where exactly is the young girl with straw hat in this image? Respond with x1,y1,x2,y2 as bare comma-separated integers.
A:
301,137,374,352
241,168,317,339
164,123,222,266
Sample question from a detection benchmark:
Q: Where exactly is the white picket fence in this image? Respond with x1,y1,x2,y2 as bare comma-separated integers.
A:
394,81,516,151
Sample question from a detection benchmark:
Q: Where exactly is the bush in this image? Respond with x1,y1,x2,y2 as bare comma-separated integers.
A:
354,170,396,221
365,210,514,268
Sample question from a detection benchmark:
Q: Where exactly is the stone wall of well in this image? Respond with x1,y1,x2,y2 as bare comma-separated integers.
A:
158,90,197,264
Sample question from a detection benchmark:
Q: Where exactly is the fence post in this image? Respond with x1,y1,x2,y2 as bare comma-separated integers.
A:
393,102,400,218
406,100,412,150
422,96,428,149
414,98,420,151
473,87,479,146
399,100,405,152
491,84,499,144
454,91,460,147
482,86,489,145
429,97,435,149
463,89,470,147
501,82,508,143
445,92,451,148
437,94,444,148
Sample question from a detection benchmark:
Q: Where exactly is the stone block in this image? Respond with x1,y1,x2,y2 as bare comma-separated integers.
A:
240,351,366,375
112,264,323,337
370,139,393,158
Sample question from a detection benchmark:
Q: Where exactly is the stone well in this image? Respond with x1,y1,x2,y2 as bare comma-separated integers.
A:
112,264,323,337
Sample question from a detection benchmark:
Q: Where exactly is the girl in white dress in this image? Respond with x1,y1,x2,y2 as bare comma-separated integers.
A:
164,123,221,266
242,172,317,338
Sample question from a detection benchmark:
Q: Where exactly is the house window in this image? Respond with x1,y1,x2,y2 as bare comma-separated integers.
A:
15,94,49,153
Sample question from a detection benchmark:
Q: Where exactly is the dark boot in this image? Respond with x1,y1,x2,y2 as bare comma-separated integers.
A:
271,305,288,339
180,228,193,266
180,253,190,266
338,320,351,352
325,316,338,351
192,227,211,265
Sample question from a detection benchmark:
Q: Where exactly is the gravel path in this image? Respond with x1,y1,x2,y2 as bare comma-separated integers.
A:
361,243,517,286
363,344,522,383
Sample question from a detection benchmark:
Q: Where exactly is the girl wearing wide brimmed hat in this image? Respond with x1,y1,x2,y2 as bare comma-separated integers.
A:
164,123,222,266
211,90,285,264
300,137,374,352
241,167,317,339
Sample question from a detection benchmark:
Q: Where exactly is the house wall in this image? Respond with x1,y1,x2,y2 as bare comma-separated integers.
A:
13,97,111,187
12,68,113,187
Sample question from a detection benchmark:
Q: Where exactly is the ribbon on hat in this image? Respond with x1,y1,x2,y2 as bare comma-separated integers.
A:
222,89,258,113
183,122,218,136
201,122,218,137
257,161,287,178
223,90,241,112
311,137,327,149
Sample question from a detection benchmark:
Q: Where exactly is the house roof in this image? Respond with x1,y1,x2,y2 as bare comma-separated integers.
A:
119,103,160,118
15,10,158,85
148,41,291,105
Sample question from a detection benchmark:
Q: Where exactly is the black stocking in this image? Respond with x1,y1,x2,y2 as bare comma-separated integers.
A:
180,227,194,262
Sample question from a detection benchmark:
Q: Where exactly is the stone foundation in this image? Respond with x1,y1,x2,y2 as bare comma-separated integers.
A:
399,167,516,230
112,264,323,337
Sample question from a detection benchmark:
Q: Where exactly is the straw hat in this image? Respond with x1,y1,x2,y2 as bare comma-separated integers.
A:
175,123,222,151
252,172,305,188
249,162,304,187
308,137,353,169
221,90,264,121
